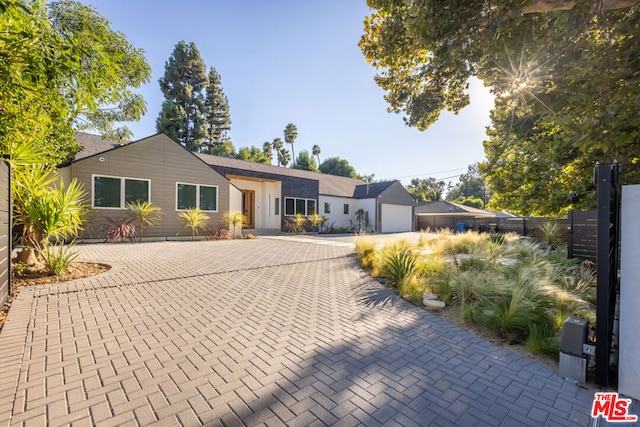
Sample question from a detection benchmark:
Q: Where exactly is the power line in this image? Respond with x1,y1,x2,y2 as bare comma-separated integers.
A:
393,167,467,180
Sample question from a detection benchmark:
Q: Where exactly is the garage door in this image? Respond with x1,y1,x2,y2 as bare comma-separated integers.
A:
381,204,412,233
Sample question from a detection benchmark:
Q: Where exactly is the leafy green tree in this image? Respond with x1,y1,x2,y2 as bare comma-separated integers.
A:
319,157,357,178
204,67,232,153
1,0,151,166
236,146,270,164
293,150,319,172
208,140,236,158
407,178,445,202
360,1,640,214
446,163,490,203
284,123,298,165
312,144,321,165
157,41,208,152
454,196,484,209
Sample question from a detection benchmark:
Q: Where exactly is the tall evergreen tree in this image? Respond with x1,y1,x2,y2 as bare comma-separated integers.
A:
157,41,208,152
204,66,232,153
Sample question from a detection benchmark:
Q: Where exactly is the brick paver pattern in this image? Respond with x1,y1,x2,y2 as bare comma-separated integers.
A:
0,238,595,426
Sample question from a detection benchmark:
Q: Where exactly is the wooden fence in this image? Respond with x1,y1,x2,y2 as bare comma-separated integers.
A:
567,210,597,261
416,211,597,262
416,215,568,238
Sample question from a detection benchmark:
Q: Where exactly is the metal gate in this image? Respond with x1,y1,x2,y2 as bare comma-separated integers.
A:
595,163,621,387
0,160,11,309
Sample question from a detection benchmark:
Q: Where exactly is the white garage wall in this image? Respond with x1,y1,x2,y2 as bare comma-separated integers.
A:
381,204,412,233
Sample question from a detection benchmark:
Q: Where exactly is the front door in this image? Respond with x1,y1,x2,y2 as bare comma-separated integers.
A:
242,190,255,229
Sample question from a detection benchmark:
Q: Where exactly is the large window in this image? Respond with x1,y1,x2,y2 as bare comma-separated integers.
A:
284,197,316,216
177,183,218,211
93,175,149,208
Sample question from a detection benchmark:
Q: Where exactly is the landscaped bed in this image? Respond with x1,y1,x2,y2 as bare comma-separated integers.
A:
354,228,597,362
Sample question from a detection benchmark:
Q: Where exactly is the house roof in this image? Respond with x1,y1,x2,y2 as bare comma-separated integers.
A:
415,200,496,217
194,153,368,198
71,132,374,198
353,181,396,199
73,132,129,161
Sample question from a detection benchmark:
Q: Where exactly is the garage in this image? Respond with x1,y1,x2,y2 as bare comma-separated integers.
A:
381,203,412,233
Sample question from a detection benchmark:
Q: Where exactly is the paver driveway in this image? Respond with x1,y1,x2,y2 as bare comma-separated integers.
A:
0,237,596,426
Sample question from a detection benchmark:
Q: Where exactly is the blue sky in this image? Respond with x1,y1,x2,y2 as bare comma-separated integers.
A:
83,0,494,186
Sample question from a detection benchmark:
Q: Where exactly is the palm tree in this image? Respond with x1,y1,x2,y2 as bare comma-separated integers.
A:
272,138,284,166
283,123,298,166
262,141,273,163
278,148,291,167
312,144,321,165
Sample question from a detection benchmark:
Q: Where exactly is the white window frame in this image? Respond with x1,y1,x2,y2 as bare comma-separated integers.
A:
92,174,151,209
284,197,317,216
176,182,219,212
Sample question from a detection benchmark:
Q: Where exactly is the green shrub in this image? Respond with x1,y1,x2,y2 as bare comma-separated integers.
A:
38,242,78,276
526,323,559,356
355,238,377,270
398,274,426,303
383,249,418,285
536,220,567,251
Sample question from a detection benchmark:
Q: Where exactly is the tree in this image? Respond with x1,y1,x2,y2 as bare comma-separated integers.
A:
319,157,357,178
312,144,321,165
407,178,446,202
204,67,232,153
236,146,271,164
208,140,235,158
360,1,640,213
0,0,151,166
293,150,319,172
454,196,485,209
157,41,208,152
272,138,284,166
283,123,298,165
262,141,273,163
278,148,291,167
446,163,490,203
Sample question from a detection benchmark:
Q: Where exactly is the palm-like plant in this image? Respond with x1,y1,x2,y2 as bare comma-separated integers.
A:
222,210,246,239
278,148,291,167
308,213,324,232
178,208,210,240
272,138,284,166
13,165,88,263
283,123,298,166
126,201,162,241
312,144,321,165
